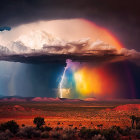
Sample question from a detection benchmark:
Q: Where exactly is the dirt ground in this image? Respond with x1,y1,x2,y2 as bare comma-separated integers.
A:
0,101,140,129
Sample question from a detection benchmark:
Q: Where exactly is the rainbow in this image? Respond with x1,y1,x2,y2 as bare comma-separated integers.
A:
59,19,136,99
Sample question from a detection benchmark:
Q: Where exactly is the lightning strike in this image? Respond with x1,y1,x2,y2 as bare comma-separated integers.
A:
59,64,68,98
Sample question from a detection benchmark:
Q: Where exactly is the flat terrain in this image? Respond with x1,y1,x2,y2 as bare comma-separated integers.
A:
0,100,140,129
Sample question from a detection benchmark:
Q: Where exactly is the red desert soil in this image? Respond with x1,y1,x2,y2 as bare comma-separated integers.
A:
0,102,139,129
112,104,140,111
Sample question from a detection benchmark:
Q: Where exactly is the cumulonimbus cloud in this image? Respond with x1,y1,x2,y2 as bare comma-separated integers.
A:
0,26,140,64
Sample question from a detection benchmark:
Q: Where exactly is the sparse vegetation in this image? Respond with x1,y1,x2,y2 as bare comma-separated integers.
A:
130,115,136,129
0,102,140,139
0,119,139,140
0,120,19,134
44,126,53,131
41,131,49,138
33,117,45,129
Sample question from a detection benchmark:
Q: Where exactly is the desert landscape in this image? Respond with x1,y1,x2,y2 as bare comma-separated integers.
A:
0,0,140,139
0,97,140,139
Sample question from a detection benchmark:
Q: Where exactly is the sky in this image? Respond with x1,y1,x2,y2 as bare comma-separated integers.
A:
0,0,140,99
0,0,140,51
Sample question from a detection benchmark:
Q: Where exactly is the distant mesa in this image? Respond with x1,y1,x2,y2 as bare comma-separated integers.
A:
113,104,140,111
1,97,26,102
0,97,140,104
31,97,82,102
31,97,61,102
0,105,25,112
0,96,82,102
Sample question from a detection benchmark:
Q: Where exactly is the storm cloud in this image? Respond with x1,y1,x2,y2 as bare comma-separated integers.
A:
0,38,139,65
0,0,139,51
0,19,139,68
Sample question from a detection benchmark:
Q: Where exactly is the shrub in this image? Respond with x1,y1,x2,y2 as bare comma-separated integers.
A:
16,126,34,138
0,130,14,140
16,126,41,138
32,130,41,138
69,124,73,127
136,123,140,130
64,129,75,139
44,126,53,131
0,120,19,134
39,126,45,132
5,129,14,138
22,124,25,127
41,131,49,138
92,134,106,140
55,127,63,131
0,132,9,140
121,127,131,136
33,117,45,129
102,128,120,140
79,123,82,127
79,128,100,139
97,124,103,129
131,130,140,139
51,131,60,139
62,133,74,140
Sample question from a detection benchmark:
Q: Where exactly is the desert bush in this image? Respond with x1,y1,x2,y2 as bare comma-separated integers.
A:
55,127,63,131
92,134,106,140
136,123,140,130
44,126,53,131
130,115,136,129
62,132,75,140
0,132,9,140
63,129,76,139
16,126,34,138
32,129,41,137
136,117,140,129
131,129,140,139
16,126,42,138
51,131,61,139
79,127,100,139
0,120,19,134
0,130,14,140
33,117,45,129
110,126,131,136
97,124,103,129
62,133,69,140
41,131,49,138
79,123,82,127
121,127,131,136
69,124,73,127
22,124,25,127
102,128,120,140
39,126,45,132
5,130,14,138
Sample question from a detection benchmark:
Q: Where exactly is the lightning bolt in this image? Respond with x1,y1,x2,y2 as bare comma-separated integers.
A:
58,59,73,98
59,64,68,98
